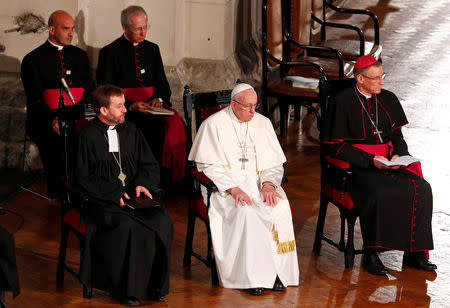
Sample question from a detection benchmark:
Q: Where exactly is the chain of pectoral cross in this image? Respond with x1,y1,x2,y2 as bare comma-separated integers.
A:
231,116,249,170
104,131,127,187
354,88,384,143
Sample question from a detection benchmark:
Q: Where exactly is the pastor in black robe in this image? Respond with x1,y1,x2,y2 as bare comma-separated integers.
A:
322,85,433,252
21,40,95,197
75,118,173,299
96,35,170,164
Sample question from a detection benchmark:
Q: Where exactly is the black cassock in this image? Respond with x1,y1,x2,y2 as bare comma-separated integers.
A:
0,227,20,298
21,41,94,197
322,85,433,252
96,35,171,163
75,118,173,299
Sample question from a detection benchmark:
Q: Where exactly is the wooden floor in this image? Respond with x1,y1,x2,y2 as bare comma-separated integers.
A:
2,0,450,307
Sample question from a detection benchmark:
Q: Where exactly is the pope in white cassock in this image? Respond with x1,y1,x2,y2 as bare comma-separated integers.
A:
188,83,299,296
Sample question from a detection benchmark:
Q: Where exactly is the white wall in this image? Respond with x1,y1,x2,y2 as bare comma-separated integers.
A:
0,1,79,72
0,0,242,72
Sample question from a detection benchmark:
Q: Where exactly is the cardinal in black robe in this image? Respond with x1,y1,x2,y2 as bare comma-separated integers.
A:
75,85,173,305
321,56,436,275
96,6,186,185
21,11,94,198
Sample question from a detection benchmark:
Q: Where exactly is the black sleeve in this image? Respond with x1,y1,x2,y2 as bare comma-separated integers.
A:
21,53,53,138
79,51,95,105
132,128,160,193
325,142,375,168
322,95,374,168
152,45,171,103
391,127,409,156
96,47,116,86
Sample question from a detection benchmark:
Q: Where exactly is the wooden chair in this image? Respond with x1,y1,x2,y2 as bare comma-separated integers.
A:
182,85,232,285
309,0,382,61
56,190,93,298
313,78,363,268
54,112,94,298
281,0,355,80
262,0,353,137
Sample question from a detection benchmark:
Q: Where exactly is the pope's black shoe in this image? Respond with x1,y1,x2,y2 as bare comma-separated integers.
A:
403,252,437,271
110,294,140,306
149,294,166,301
271,276,285,291
245,288,264,296
149,289,166,301
362,251,389,276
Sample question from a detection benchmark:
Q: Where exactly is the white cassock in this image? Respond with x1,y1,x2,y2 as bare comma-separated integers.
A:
188,107,299,289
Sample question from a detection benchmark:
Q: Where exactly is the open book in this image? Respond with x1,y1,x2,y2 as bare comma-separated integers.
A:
374,155,420,167
145,106,175,116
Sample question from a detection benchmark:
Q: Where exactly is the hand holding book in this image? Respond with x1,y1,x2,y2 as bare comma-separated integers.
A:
374,155,420,167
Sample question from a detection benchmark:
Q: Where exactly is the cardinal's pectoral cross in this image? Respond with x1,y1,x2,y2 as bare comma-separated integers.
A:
239,155,249,170
373,128,384,143
118,171,127,187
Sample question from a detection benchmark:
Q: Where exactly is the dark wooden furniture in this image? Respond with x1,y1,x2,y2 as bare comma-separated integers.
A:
262,0,341,137
56,193,92,298
182,85,232,285
313,78,363,268
309,0,382,61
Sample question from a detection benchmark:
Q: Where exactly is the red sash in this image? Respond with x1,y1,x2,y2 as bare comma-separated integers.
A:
352,142,423,178
43,88,84,109
123,87,155,102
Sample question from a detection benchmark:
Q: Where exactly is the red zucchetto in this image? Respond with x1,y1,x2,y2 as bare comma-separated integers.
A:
354,55,378,69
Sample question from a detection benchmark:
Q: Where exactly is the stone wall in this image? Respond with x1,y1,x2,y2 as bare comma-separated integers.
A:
0,73,41,170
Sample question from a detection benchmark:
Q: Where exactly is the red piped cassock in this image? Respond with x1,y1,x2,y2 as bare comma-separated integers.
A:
21,40,94,197
97,35,186,184
322,84,434,252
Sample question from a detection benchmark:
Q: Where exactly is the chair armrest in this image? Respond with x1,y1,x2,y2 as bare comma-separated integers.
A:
324,156,352,200
265,51,328,79
191,168,217,192
282,32,344,79
325,155,351,170
311,14,365,55
324,0,380,44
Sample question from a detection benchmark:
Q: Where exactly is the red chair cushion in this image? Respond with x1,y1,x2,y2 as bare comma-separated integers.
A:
325,156,351,169
189,195,209,221
200,105,228,122
323,184,354,210
63,208,87,236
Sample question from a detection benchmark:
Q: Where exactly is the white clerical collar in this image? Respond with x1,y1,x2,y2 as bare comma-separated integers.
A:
123,33,139,47
356,85,372,99
48,39,64,50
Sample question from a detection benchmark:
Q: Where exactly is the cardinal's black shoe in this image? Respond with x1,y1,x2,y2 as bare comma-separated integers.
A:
362,251,389,276
403,252,437,271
